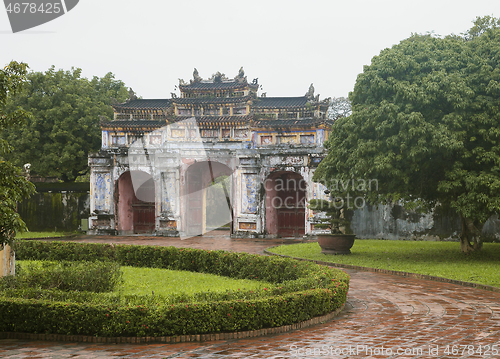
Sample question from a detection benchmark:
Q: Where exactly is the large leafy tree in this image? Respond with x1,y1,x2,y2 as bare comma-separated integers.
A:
3,67,128,181
0,61,35,246
315,17,500,253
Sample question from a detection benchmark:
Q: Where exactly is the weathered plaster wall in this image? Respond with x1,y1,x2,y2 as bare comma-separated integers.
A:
351,204,500,242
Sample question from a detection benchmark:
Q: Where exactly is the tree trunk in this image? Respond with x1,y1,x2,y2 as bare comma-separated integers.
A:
459,215,484,253
0,245,15,277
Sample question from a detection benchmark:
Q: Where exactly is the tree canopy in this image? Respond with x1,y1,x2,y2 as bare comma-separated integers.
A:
314,17,500,252
2,67,128,181
0,61,35,246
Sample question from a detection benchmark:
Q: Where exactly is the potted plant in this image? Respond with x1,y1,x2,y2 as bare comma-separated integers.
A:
308,191,355,254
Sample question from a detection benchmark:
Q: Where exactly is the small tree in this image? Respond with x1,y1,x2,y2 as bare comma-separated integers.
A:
308,190,353,234
315,17,500,252
0,61,35,247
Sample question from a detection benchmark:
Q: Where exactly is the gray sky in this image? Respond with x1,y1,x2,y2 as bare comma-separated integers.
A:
1,0,498,100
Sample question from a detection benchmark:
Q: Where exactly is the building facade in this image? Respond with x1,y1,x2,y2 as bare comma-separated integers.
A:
88,68,331,238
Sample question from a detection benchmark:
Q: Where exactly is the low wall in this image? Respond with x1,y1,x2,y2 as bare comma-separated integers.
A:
351,204,500,242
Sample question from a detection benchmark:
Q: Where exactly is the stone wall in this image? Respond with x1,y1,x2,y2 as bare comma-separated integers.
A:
350,204,500,242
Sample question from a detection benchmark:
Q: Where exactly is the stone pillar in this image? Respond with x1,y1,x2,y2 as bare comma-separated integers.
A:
88,152,116,234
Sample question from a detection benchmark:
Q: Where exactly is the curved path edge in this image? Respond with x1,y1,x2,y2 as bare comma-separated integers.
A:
0,306,344,344
264,247,500,293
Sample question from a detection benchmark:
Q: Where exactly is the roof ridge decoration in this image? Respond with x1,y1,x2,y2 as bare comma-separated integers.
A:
192,68,202,83
126,88,138,102
235,67,246,83
305,83,315,100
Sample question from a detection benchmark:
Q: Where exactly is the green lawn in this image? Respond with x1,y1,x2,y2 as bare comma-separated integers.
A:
15,260,271,298
267,240,500,288
15,231,77,239
119,266,271,297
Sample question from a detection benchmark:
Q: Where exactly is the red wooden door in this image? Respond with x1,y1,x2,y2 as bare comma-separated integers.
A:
276,177,305,238
277,208,305,237
133,202,155,234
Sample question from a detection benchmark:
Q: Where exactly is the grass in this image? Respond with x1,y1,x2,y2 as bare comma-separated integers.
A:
15,260,271,297
118,266,271,296
268,240,500,288
15,231,77,239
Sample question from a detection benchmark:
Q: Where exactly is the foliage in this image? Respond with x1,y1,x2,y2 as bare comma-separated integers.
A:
1,260,122,292
308,198,351,234
2,66,128,181
4,240,350,337
314,17,500,252
0,61,36,246
268,240,500,287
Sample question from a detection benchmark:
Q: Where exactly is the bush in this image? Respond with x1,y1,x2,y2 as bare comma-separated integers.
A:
2,240,350,337
0,260,123,293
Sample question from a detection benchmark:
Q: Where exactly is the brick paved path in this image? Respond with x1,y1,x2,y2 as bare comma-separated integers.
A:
1,231,499,358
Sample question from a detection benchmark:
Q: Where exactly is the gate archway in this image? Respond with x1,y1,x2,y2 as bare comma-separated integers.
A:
117,171,155,234
184,161,233,236
265,171,306,238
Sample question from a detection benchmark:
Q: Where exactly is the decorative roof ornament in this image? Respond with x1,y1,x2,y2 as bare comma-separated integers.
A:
127,88,137,102
209,71,228,83
235,67,246,82
178,78,187,86
192,68,202,83
252,78,258,85
305,83,315,100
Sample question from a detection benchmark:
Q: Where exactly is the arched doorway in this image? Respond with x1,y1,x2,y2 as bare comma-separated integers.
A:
265,171,306,238
184,161,233,236
117,171,156,234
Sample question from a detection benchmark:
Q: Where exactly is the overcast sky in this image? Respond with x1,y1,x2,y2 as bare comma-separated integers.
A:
1,1,498,101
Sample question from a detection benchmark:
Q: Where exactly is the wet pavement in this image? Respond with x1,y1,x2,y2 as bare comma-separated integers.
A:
1,231,499,358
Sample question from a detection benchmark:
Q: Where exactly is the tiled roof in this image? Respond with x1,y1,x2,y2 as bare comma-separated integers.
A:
252,118,326,129
253,97,309,109
179,81,252,91
113,99,172,110
172,95,252,105
170,115,251,129
101,120,166,130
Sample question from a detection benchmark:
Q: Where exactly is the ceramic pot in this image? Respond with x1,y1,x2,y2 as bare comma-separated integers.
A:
317,234,355,255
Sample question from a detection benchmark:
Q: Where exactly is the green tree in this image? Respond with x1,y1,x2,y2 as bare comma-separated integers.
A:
3,67,128,181
0,61,35,246
314,17,500,253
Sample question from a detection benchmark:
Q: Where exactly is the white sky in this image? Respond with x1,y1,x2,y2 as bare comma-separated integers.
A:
1,0,499,100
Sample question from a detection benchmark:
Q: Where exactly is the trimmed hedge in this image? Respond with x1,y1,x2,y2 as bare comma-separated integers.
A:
1,240,350,337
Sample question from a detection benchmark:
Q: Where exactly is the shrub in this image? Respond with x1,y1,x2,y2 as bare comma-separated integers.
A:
0,260,123,293
3,240,350,337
